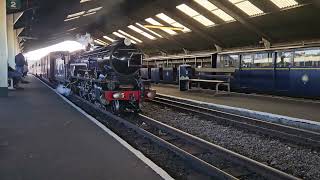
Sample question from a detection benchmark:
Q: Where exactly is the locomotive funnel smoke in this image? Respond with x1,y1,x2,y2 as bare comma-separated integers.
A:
76,33,93,48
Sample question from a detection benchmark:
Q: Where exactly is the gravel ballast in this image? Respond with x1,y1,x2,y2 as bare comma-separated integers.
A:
142,102,320,180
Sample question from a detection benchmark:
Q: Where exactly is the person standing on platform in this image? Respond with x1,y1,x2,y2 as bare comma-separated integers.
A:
15,53,25,74
15,53,29,83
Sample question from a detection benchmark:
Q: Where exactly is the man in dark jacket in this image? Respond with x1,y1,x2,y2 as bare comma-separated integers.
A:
15,53,25,74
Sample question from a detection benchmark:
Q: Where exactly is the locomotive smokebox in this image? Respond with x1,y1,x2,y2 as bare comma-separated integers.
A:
98,38,143,76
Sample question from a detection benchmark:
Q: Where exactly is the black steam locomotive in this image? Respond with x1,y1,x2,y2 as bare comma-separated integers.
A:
31,39,156,113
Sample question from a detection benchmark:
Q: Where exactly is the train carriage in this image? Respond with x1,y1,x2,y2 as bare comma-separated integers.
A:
145,46,320,98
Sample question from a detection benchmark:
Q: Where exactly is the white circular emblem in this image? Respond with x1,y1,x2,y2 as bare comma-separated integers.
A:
124,38,132,46
301,74,309,84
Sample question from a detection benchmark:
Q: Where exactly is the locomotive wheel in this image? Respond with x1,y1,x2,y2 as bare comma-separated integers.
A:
111,100,120,114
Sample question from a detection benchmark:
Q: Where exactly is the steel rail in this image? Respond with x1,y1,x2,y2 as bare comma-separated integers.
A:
72,95,299,180
72,95,237,180
137,114,299,180
151,95,320,149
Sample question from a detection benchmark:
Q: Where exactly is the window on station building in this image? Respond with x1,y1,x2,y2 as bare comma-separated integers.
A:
293,48,320,67
228,0,264,17
252,53,273,68
220,54,240,68
277,51,293,68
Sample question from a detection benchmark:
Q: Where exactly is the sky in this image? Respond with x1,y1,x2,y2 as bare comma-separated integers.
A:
24,41,85,63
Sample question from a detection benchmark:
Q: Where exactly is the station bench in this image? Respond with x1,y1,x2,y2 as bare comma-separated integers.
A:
189,68,235,94
189,78,231,94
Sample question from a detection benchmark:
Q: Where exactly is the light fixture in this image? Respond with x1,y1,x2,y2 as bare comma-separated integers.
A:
128,25,156,40
87,6,103,13
269,0,298,9
83,12,96,16
118,30,143,43
144,25,184,31
194,0,235,22
145,18,177,35
112,32,137,44
136,23,163,38
228,0,264,16
176,4,215,27
80,0,91,3
64,16,80,22
67,27,77,32
103,35,116,42
67,11,85,18
156,13,191,32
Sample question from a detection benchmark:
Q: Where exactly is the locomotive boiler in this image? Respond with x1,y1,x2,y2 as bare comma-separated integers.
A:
68,38,155,113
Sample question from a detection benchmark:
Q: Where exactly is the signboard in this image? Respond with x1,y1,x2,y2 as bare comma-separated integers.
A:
6,0,22,10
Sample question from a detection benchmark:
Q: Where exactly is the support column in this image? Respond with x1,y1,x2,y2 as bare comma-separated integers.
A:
0,0,8,97
15,28,24,54
14,30,19,55
7,14,15,68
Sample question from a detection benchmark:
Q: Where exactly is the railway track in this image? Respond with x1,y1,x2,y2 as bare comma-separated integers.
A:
71,95,300,180
151,94,320,150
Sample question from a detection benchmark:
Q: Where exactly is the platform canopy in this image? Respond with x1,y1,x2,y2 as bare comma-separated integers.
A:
13,0,320,55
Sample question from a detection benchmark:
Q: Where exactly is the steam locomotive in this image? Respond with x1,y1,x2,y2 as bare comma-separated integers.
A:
31,39,156,113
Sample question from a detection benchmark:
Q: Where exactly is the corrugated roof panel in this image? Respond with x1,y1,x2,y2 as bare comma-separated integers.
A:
156,13,191,33
136,23,163,38
87,6,103,13
229,0,264,17
118,30,143,43
112,32,137,44
103,36,115,42
145,18,178,35
176,4,215,27
94,39,108,45
67,11,85,18
269,0,299,9
194,0,235,22
128,25,156,40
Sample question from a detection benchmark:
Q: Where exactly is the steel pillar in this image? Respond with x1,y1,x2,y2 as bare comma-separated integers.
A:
0,0,8,96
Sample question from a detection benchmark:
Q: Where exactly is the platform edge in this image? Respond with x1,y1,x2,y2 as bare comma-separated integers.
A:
37,77,174,180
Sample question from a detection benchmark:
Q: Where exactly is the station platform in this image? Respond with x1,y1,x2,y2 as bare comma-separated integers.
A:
153,84,320,122
0,76,166,180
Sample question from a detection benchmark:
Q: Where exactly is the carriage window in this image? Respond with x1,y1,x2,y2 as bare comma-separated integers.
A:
221,54,240,68
293,48,320,67
277,51,292,67
253,53,273,68
241,54,253,68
